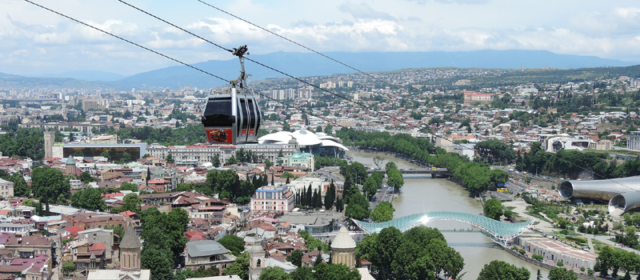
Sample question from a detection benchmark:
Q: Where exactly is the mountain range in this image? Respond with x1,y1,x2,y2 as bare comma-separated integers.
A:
0,50,638,89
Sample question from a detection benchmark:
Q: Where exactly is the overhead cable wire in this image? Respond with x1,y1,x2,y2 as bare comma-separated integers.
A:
23,0,229,84
26,0,633,191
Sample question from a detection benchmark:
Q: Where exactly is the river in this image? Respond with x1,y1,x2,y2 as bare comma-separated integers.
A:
347,150,550,279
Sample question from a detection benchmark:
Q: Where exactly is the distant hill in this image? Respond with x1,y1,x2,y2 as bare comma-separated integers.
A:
0,76,104,88
111,50,638,89
0,72,21,78
33,71,127,82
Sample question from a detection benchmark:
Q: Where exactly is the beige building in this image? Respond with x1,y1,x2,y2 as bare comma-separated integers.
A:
330,226,356,268
88,135,118,145
44,131,55,158
589,140,612,151
249,242,265,280
0,179,13,199
82,99,101,111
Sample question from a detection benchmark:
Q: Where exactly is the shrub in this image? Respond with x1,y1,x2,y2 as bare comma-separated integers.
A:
588,269,594,276
580,267,585,272
557,261,564,267
519,249,526,255
532,254,543,261
512,246,518,251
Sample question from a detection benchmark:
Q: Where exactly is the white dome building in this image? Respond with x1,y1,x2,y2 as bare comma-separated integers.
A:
258,128,348,158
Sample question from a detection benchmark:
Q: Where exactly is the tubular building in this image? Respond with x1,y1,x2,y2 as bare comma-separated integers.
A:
559,176,640,214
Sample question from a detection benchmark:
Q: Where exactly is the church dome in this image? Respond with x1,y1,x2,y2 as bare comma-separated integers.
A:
331,226,356,249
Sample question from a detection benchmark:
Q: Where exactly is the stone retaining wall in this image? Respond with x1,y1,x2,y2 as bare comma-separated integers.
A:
503,247,600,280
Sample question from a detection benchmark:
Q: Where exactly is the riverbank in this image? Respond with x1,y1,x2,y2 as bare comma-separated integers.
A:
347,150,551,279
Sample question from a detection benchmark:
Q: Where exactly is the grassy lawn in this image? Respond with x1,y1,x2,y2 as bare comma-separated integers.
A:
526,210,553,223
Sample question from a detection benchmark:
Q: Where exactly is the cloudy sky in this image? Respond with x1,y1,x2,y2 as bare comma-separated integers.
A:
3,0,640,76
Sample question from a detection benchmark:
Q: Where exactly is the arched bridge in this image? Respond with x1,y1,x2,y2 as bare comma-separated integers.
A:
352,211,535,246
367,168,451,178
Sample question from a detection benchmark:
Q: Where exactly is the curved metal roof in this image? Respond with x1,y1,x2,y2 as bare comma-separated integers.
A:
560,176,640,202
352,211,534,243
258,129,347,151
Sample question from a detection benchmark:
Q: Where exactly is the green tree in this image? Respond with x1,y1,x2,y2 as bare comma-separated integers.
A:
477,260,530,280
70,188,106,212
218,235,245,256
324,124,333,134
142,153,150,158
483,198,503,221
316,126,323,132
290,267,316,280
224,252,250,280
166,154,175,164
314,263,361,280
73,150,84,157
363,177,378,201
265,159,273,170
114,193,142,213
371,202,395,222
122,152,132,163
260,267,291,280
345,191,370,220
287,249,304,267
7,172,29,197
211,155,221,168
62,262,76,276
140,227,174,280
32,167,69,214
79,171,94,183
227,156,238,165
548,267,578,280
324,181,336,210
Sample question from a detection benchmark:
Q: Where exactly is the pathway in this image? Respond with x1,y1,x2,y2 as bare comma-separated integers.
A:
586,237,595,254
503,200,555,232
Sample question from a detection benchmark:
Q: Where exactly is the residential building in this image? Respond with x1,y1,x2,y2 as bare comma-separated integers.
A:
87,223,150,280
250,185,295,212
0,179,13,199
463,90,493,104
82,99,101,111
147,180,169,193
4,236,54,258
184,240,236,271
276,152,315,172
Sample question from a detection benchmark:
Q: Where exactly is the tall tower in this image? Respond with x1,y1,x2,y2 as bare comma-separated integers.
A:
119,223,142,272
44,131,55,159
248,241,265,280
331,226,356,268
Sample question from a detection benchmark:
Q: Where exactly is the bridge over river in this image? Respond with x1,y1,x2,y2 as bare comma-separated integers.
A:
367,168,450,178
353,211,535,246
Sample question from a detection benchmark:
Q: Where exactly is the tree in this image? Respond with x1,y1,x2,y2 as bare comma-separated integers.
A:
290,267,316,280
218,235,245,256
62,262,76,276
224,252,250,280
287,249,304,267
345,191,370,220
209,155,220,168
122,152,132,163
142,153,150,158
314,263,361,280
70,188,106,212
362,177,378,201
260,267,291,280
324,181,335,210
73,150,84,157
141,227,174,280
265,159,273,170
114,193,141,213
316,126,323,132
477,261,530,280
227,156,238,165
32,167,69,215
548,268,578,280
483,198,503,221
79,172,94,183
166,154,175,164
119,183,139,192
324,124,333,134
7,172,29,197
373,156,385,169
371,202,395,222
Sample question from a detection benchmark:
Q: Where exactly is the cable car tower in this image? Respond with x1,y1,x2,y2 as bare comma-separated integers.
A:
201,45,262,145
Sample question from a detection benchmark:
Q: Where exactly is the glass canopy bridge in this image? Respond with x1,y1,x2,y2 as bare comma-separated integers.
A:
352,211,535,247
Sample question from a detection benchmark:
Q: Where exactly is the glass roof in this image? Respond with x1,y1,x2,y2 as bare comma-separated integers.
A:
352,211,534,240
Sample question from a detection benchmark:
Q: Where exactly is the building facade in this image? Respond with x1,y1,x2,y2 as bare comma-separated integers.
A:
0,179,14,199
628,131,640,151
148,144,297,166
463,90,493,104
250,185,295,212
44,131,55,158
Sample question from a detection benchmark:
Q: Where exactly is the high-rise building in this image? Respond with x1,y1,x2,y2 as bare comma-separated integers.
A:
347,81,353,87
82,99,101,111
285,88,296,99
44,131,55,158
298,88,312,99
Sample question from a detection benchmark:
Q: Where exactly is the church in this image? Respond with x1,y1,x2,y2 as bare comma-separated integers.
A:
87,223,150,280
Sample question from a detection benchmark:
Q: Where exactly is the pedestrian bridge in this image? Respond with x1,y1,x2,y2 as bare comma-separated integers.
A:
352,211,535,246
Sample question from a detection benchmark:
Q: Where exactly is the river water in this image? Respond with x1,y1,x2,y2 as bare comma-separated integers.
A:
348,150,549,279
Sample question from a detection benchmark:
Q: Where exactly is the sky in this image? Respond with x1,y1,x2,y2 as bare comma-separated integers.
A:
3,0,640,76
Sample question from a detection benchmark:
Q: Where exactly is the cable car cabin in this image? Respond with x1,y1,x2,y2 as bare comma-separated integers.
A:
201,88,261,145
